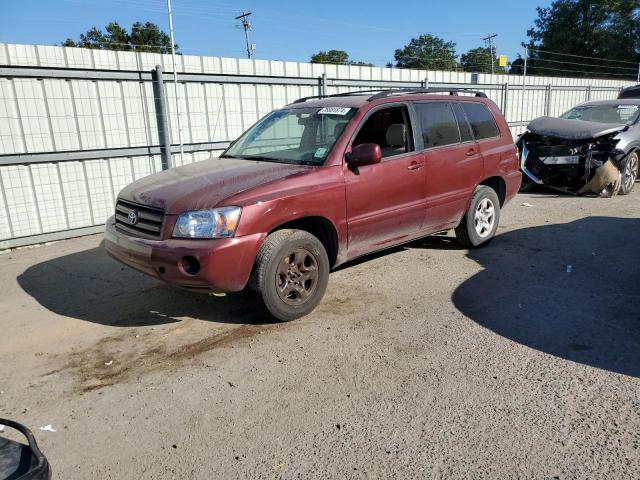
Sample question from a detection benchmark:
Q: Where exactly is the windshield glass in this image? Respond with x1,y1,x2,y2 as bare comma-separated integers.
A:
560,104,640,125
223,107,356,165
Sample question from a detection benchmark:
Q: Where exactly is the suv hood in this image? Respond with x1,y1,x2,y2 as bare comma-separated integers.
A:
118,157,312,214
527,116,627,140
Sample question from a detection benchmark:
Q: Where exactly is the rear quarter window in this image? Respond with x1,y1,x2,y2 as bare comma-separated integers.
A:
461,103,500,140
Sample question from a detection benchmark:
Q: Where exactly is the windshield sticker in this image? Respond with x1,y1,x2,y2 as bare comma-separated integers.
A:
318,107,351,115
617,105,638,121
314,147,327,158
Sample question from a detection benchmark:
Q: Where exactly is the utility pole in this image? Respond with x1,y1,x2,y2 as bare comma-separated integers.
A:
637,62,640,82
482,33,498,75
520,45,529,123
235,12,254,59
166,0,183,165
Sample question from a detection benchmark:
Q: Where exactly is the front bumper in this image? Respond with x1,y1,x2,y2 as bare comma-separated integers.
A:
104,216,264,292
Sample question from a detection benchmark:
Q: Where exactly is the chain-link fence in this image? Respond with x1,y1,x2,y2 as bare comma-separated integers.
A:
0,43,635,248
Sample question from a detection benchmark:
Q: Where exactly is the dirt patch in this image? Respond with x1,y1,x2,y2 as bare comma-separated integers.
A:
52,321,291,393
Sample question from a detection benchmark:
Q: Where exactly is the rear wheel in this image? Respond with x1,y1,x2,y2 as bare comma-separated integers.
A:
619,151,638,195
250,229,329,322
455,186,501,248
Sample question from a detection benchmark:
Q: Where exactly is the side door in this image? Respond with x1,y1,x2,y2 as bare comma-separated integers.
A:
416,101,483,232
344,103,427,258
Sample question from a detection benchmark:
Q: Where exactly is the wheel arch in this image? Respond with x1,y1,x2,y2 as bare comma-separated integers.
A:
268,216,340,268
478,176,507,207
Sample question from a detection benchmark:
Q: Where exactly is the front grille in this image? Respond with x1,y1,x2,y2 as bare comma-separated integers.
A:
115,199,164,240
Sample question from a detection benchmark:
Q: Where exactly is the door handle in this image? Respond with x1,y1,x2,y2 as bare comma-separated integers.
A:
407,162,423,171
466,148,477,157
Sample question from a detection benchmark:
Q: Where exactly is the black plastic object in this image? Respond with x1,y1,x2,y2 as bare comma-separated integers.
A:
618,85,640,99
0,419,51,480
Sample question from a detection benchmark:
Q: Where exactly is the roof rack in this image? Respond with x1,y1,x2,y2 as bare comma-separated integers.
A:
293,87,487,104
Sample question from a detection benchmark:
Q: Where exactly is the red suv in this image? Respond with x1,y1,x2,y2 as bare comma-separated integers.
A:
105,88,521,321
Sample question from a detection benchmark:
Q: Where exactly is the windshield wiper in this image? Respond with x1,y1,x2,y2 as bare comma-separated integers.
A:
241,155,283,162
222,154,285,163
220,154,316,165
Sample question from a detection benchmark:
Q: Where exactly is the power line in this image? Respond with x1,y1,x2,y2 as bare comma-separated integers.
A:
531,56,638,72
529,47,639,66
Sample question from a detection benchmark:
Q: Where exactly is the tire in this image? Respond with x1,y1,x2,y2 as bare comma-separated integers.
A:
249,229,329,322
455,186,501,248
618,150,639,195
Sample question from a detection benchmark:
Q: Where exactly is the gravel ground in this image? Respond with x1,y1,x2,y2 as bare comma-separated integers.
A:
1,190,639,479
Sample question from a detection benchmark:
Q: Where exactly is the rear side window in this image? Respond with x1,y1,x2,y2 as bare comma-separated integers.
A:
414,102,460,149
452,103,473,143
461,103,500,140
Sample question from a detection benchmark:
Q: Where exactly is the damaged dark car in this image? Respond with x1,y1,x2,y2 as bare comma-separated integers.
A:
518,99,640,196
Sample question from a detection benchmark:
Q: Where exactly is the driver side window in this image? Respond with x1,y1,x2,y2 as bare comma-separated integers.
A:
353,106,414,159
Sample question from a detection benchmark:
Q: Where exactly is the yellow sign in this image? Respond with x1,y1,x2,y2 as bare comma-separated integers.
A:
498,55,508,67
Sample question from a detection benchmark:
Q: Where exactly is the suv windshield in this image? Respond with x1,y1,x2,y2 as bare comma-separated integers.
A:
223,107,356,165
561,104,640,125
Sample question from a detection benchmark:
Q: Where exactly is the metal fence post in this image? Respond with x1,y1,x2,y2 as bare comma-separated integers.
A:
502,83,509,118
319,73,327,97
152,65,172,170
545,84,552,116
586,85,592,101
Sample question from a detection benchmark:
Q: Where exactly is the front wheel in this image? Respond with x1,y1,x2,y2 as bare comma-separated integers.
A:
619,150,639,195
455,186,501,248
249,229,329,322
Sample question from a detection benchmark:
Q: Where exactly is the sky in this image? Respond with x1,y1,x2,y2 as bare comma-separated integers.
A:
0,0,553,66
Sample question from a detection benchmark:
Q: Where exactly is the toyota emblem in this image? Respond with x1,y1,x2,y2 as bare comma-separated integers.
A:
128,210,138,225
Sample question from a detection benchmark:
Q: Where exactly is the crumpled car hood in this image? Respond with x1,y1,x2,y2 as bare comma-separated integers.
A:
118,156,312,214
527,116,627,140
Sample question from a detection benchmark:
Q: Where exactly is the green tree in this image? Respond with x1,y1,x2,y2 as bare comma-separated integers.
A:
460,47,504,73
526,0,639,78
394,34,457,70
310,49,373,66
130,22,173,53
311,50,349,64
62,22,177,53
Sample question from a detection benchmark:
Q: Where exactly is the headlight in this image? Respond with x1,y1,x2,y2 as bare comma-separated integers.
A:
172,207,241,239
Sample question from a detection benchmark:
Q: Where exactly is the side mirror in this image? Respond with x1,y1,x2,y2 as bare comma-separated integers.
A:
0,419,51,480
347,143,382,167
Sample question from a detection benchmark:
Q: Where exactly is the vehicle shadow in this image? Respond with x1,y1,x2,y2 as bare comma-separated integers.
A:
452,216,640,378
17,241,267,327
17,233,464,328
334,233,463,271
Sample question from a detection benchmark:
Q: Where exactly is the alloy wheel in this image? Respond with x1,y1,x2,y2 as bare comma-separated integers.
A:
623,153,639,192
275,248,319,305
474,198,495,238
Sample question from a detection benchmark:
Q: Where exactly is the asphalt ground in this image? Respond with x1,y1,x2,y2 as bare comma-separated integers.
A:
1,189,639,479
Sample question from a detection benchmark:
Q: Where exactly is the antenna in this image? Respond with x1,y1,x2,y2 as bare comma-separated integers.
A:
482,33,498,74
235,11,254,59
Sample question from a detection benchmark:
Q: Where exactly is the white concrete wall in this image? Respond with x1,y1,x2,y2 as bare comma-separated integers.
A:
0,43,636,246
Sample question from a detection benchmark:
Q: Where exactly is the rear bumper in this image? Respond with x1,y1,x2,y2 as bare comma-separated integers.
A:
504,170,522,204
104,216,264,292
